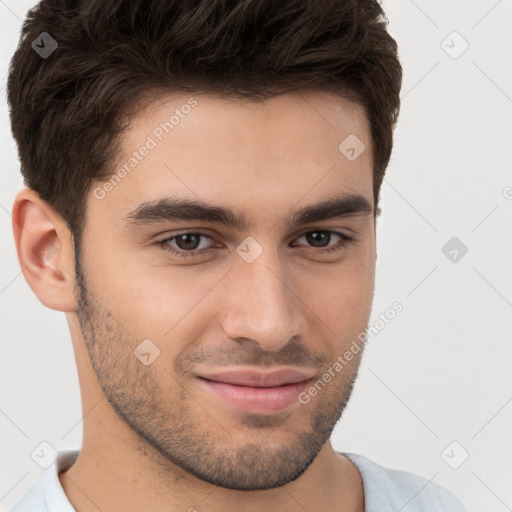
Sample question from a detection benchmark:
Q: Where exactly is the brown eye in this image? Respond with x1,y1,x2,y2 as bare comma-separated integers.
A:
158,232,217,258
174,233,202,250
293,230,353,251
304,231,331,247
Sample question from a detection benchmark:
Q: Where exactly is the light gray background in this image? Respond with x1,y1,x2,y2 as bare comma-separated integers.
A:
1,1,511,510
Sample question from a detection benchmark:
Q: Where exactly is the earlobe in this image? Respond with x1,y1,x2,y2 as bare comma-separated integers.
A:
12,188,78,312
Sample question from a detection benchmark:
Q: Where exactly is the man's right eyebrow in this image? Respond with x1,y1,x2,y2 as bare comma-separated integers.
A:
123,197,250,230
123,193,374,230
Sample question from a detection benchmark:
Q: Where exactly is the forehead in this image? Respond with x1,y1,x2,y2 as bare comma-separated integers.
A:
130,88,370,154
88,89,373,226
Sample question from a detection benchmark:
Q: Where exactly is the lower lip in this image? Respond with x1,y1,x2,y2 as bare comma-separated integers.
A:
198,378,313,414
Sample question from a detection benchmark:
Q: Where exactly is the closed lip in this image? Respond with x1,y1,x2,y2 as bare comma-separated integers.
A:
196,367,316,388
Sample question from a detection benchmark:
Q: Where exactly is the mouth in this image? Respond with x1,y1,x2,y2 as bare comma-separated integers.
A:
196,367,316,414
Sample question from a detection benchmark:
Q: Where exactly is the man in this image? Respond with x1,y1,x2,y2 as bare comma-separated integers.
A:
7,0,466,510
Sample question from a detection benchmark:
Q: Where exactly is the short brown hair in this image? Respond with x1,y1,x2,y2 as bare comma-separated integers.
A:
7,0,402,248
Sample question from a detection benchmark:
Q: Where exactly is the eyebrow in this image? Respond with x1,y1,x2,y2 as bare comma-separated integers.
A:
123,193,374,230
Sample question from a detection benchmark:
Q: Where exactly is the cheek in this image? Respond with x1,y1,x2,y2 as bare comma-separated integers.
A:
90,249,223,344
89,230,374,342
315,285,373,340
88,214,224,297
292,254,375,341
300,246,375,301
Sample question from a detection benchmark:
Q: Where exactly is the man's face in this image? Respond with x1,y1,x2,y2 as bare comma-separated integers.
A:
74,89,376,490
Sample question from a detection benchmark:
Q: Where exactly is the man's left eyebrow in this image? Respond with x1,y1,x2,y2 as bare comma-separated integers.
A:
123,193,374,229
287,194,374,226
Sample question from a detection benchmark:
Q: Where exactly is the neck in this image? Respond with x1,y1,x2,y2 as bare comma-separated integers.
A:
60,340,364,512
59,408,364,512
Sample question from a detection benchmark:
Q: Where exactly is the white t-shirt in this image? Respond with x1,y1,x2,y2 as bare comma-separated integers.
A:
8,450,467,511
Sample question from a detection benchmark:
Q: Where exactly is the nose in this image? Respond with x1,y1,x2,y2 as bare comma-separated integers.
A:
221,248,305,352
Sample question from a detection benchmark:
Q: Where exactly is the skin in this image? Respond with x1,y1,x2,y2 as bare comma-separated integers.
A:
12,88,376,512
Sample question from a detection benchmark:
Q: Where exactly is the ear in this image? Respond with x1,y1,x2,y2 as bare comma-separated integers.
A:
12,187,78,312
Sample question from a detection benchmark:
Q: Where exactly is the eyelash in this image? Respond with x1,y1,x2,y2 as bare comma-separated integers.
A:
157,230,355,259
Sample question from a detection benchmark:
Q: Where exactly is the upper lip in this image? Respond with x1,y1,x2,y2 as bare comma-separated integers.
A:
197,367,316,388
